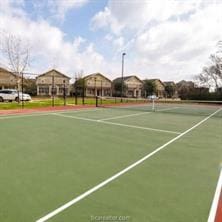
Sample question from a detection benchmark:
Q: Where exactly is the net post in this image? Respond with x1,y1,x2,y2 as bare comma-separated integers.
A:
152,99,155,112
96,96,98,107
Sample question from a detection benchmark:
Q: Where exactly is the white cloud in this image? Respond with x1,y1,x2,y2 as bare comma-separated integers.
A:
104,34,124,52
0,3,105,77
91,6,123,35
112,36,124,49
91,0,222,81
91,0,201,35
0,0,26,17
49,0,89,20
133,3,222,79
1,0,222,82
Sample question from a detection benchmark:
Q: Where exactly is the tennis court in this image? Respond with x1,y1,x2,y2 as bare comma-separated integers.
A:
0,102,221,222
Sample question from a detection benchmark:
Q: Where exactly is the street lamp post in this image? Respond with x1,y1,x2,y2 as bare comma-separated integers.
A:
74,76,77,105
94,77,97,97
121,52,126,102
21,72,24,109
82,79,85,105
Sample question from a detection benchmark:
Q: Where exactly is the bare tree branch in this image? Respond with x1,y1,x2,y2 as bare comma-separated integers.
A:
0,32,30,76
0,32,31,103
196,43,222,90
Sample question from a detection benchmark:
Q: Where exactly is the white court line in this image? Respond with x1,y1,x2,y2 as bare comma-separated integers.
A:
157,107,179,112
98,111,150,121
97,106,179,121
0,113,50,119
0,108,101,120
53,113,181,135
99,120,181,135
0,105,177,120
36,108,222,222
208,168,222,222
52,113,98,122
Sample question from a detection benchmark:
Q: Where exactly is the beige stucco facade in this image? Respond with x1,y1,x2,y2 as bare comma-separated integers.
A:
36,69,70,96
0,68,20,90
84,73,112,97
124,76,143,97
152,79,165,98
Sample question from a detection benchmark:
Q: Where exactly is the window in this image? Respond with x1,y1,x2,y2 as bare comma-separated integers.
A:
87,89,94,95
39,87,49,94
0,90,11,94
59,87,64,94
59,87,68,94
104,89,110,96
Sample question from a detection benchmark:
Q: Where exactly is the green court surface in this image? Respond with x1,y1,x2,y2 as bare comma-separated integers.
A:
0,103,221,222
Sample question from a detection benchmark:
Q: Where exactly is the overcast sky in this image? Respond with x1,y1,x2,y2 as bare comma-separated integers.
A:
0,0,222,81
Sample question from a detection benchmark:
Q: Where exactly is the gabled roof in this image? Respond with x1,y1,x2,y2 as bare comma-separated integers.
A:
177,80,194,84
84,73,112,82
164,81,176,86
37,69,71,79
0,67,9,73
176,80,195,88
0,67,19,78
113,75,143,83
148,79,165,86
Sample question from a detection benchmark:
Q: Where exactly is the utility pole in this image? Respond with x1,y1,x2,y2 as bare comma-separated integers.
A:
121,52,126,102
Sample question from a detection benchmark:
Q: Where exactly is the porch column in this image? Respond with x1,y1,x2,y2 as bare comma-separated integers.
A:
49,86,52,96
138,89,141,98
37,85,39,96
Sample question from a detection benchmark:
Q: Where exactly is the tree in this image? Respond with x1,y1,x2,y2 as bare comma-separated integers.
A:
23,78,37,96
73,72,85,97
143,80,156,96
165,84,176,98
176,81,195,100
0,32,30,102
196,43,222,91
113,80,127,97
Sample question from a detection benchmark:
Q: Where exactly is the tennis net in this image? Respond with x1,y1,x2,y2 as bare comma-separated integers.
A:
96,96,222,118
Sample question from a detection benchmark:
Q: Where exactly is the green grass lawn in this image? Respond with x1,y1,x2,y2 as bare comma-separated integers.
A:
0,97,97,110
0,104,221,222
0,97,148,110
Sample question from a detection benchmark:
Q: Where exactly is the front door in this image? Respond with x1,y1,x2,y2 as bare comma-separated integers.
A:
136,90,139,97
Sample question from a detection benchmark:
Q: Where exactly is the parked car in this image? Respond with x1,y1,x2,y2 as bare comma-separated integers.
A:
0,89,32,102
147,95,158,100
